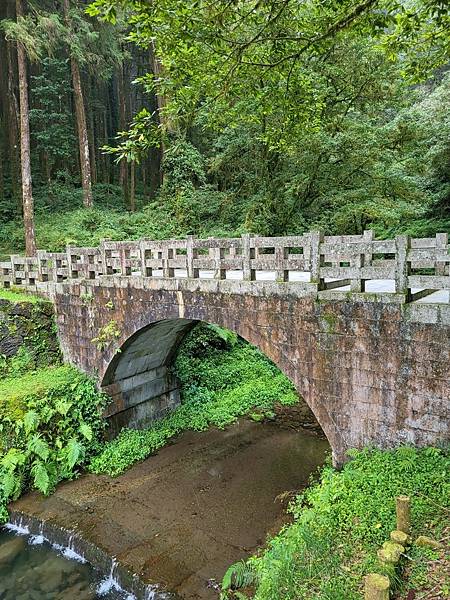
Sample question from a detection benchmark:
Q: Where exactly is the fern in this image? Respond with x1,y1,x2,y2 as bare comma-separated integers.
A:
64,438,85,469
222,560,259,592
31,461,51,495
28,434,50,461
79,422,93,442
23,410,40,434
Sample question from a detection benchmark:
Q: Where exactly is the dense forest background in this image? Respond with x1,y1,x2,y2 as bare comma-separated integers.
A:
0,0,449,257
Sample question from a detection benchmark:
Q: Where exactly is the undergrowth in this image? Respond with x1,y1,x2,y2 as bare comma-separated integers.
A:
0,366,108,523
0,288,42,303
89,324,298,476
222,446,450,600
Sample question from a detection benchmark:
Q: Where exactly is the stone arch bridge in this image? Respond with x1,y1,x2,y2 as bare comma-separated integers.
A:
1,231,449,466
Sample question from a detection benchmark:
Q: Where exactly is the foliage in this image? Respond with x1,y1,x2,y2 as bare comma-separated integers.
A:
0,288,41,304
224,447,450,600
88,0,450,150
30,57,76,181
0,296,61,378
89,323,298,476
0,365,108,523
91,319,121,351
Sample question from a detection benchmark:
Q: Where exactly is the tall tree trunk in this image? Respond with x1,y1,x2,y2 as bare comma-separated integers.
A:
16,0,36,256
6,37,20,204
88,91,97,186
117,61,129,203
63,0,93,208
129,160,135,212
150,41,172,185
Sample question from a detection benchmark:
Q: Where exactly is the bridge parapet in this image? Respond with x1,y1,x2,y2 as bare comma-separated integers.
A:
1,231,449,302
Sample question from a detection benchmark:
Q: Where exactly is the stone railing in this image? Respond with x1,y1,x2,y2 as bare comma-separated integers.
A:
1,231,449,302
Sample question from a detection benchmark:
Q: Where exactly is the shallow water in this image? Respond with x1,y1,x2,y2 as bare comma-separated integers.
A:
13,410,329,599
0,527,136,600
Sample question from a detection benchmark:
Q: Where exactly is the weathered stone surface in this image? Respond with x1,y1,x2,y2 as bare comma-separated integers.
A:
390,530,410,546
44,277,450,467
377,541,404,564
364,573,390,600
415,535,444,550
0,298,60,363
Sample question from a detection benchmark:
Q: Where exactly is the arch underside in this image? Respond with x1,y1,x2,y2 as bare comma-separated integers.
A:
102,318,197,436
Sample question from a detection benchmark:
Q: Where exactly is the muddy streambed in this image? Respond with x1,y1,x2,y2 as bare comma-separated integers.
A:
8,411,329,599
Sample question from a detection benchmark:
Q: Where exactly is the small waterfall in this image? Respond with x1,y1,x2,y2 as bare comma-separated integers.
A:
61,533,87,563
97,558,135,597
4,516,30,535
29,521,45,545
3,511,176,599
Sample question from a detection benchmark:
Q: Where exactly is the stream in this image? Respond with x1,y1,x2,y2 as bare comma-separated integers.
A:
0,526,136,600
3,410,329,599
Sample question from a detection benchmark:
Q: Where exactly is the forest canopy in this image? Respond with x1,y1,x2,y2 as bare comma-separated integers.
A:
0,0,449,255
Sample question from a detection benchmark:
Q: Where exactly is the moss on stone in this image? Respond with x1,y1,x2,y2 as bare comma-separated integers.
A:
377,541,404,564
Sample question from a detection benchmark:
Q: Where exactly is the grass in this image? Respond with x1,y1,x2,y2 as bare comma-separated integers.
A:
0,287,42,303
0,365,78,421
224,446,450,600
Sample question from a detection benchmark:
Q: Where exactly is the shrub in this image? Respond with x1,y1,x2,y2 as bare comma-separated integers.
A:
0,366,108,523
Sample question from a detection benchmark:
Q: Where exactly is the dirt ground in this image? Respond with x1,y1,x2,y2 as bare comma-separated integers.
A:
14,415,329,599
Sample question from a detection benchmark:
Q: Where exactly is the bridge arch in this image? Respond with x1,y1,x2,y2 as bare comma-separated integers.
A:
99,314,339,460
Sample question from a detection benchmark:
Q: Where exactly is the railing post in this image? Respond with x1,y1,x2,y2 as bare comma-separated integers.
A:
242,234,254,281
363,229,374,267
435,232,448,276
275,245,288,282
162,247,174,278
395,235,411,300
100,239,111,276
309,231,323,288
350,252,364,292
186,235,195,278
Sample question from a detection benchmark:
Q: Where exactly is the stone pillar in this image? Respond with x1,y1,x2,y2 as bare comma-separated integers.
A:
435,232,448,276
364,573,390,600
309,231,323,289
395,235,411,299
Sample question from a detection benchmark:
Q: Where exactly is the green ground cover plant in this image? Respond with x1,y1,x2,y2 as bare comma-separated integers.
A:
0,295,61,378
0,288,41,304
0,366,108,523
222,446,449,600
89,324,298,476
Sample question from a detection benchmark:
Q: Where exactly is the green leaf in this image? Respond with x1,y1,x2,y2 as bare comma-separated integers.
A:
28,434,50,461
1,448,27,470
31,461,51,495
1,471,19,499
79,423,93,442
64,438,85,469
55,400,72,416
23,410,40,435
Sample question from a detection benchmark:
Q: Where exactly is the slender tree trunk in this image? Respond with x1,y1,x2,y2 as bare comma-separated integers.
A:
16,0,36,256
117,61,129,204
129,160,135,212
150,41,172,185
88,91,97,186
63,0,93,208
6,38,20,204
71,58,93,207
